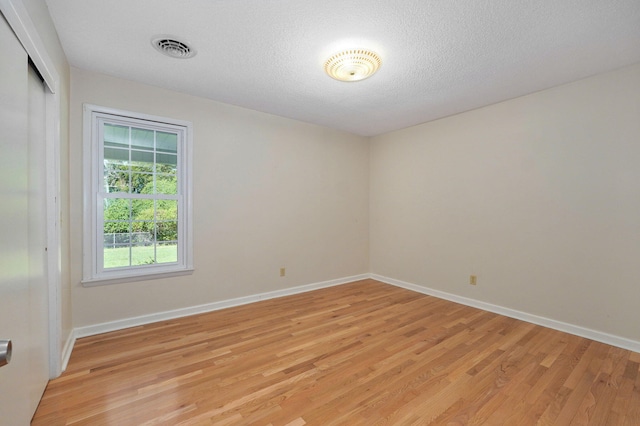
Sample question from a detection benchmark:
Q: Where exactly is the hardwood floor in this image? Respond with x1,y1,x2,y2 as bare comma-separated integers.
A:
33,279,640,425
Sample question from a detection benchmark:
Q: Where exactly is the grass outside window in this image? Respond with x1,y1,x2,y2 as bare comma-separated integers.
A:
104,244,178,269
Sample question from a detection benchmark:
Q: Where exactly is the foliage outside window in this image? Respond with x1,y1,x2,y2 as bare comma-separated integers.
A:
83,105,193,285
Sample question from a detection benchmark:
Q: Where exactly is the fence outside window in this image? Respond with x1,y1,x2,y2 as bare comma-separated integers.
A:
103,232,153,248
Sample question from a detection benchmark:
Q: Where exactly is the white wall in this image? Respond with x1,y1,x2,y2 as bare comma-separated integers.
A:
70,68,370,328
370,63,640,342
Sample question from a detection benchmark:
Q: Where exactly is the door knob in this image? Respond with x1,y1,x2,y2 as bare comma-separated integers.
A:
0,340,12,367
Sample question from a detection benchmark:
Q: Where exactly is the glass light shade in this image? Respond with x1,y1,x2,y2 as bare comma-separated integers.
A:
324,49,382,82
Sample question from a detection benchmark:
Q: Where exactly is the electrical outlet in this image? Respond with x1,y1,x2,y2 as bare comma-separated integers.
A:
280,267,286,277
470,275,477,285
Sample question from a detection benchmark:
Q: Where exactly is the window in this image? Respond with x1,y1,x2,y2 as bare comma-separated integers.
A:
82,105,193,286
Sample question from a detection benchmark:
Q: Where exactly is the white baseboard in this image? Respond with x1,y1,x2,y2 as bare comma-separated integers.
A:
370,273,640,354
60,329,76,373
69,272,639,362
74,274,370,339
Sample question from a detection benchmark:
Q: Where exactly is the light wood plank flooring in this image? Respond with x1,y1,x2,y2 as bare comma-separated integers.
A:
33,279,640,425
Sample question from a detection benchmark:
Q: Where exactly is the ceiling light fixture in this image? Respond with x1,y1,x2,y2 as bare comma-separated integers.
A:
324,49,382,82
151,36,196,59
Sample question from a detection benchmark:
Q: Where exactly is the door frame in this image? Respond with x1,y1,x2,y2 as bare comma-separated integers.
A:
0,0,63,378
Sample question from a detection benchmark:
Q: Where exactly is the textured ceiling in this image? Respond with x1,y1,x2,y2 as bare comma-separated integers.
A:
45,0,640,136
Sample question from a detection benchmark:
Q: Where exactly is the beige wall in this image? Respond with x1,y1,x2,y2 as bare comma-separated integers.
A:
70,68,370,327
370,63,640,341
22,0,72,362
66,47,640,342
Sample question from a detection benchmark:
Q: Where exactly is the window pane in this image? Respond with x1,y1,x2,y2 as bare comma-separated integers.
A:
104,147,130,162
157,221,177,241
104,198,131,222
156,200,177,221
131,172,153,194
131,199,154,219
132,230,153,244
104,169,130,193
131,150,154,173
104,124,129,148
131,127,154,150
103,224,131,244
157,132,177,154
156,242,178,264
130,221,153,243
156,153,177,173
156,175,177,195
104,244,131,269
104,157,129,173
103,232,130,247
103,197,131,271
131,244,156,266
104,148,130,193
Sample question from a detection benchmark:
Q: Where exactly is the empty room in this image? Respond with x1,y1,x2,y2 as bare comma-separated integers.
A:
1,0,639,424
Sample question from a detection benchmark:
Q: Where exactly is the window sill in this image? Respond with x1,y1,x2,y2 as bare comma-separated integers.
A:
81,267,194,287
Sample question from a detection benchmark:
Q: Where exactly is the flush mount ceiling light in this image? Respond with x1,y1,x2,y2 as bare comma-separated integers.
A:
324,49,382,82
151,36,196,59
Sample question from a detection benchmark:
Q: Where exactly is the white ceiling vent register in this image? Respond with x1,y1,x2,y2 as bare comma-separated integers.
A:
324,49,381,82
151,36,196,59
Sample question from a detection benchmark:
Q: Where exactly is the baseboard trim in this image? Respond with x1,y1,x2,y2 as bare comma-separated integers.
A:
71,273,640,356
61,329,76,373
370,273,640,353
74,273,369,339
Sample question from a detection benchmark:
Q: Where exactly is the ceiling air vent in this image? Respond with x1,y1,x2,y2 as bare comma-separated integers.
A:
151,36,196,59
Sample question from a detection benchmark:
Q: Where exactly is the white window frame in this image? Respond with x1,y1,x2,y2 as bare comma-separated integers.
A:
82,104,193,286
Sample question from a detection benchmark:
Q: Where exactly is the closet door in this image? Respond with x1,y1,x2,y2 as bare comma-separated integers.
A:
27,51,50,417
0,11,50,424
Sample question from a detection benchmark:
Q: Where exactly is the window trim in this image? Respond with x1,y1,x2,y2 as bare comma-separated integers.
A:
82,104,193,286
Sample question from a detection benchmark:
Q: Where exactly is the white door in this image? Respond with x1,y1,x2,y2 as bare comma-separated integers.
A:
0,12,50,424
27,42,50,414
